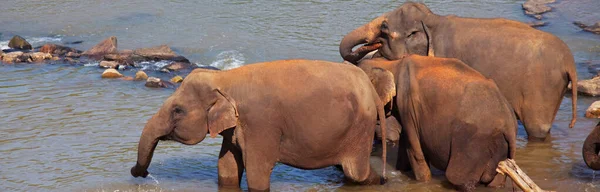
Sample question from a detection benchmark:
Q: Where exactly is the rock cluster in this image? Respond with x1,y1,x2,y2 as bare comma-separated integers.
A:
522,0,555,20
1,35,219,89
573,21,600,35
1,51,52,63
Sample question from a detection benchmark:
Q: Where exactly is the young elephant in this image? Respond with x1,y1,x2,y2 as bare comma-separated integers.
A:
359,55,517,191
130,60,390,191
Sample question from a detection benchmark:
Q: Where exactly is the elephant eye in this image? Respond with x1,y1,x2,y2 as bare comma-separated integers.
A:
381,22,389,31
173,106,185,115
407,31,418,38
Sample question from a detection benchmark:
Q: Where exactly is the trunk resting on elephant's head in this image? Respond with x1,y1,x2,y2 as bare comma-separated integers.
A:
339,16,386,64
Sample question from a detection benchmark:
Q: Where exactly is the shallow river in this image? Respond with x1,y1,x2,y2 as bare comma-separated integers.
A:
1,0,600,191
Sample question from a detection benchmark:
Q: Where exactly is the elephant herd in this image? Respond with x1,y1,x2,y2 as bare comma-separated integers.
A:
129,2,593,192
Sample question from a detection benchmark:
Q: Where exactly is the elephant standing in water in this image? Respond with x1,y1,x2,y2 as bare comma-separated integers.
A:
130,60,391,191
340,2,578,140
359,56,518,191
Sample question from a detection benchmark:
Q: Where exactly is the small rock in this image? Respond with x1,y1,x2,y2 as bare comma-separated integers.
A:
51,56,60,61
83,36,118,59
170,76,184,83
103,50,134,66
145,77,168,88
66,52,81,58
64,40,84,45
39,43,81,56
118,65,127,70
526,21,547,28
64,57,79,64
101,68,124,78
2,51,24,63
133,45,179,61
120,76,134,81
522,0,555,20
586,101,600,118
134,71,148,81
573,21,600,35
163,62,193,71
99,61,119,68
576,76,600,96
8,35,32,50
28,52,52,62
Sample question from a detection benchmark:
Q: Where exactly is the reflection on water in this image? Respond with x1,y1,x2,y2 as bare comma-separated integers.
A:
1,0,600,191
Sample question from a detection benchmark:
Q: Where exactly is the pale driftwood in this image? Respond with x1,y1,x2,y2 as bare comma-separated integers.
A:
496,159,552,192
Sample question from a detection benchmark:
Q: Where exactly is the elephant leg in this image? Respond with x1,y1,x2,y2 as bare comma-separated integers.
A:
395,133,412,172
482,133,510,188
520,84,566,140
445,126,490,191
242,131,279,192
406,147,431,181
218,130,244,188
486,173,507,188
341,153,383,185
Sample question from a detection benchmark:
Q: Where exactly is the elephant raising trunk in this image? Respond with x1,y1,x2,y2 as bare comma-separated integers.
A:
583,122,600,170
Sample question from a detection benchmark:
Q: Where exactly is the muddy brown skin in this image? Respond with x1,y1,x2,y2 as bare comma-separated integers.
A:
130,60,389,191
340,2,578,140
359,56,518,192
583,122,600,170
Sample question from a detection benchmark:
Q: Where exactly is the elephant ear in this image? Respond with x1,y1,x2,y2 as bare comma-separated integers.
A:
421,21,434,57
207,89,239,138
367,67,396,105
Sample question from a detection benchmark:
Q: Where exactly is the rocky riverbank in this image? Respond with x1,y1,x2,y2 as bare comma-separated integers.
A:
0,35,218,89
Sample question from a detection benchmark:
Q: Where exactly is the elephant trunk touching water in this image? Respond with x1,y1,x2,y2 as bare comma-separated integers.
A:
583,122,600,170
340,2,578,140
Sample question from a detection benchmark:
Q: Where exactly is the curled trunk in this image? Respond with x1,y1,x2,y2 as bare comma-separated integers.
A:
583,122,600,170
339,16,385,64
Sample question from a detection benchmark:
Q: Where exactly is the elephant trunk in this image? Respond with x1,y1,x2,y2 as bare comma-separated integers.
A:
339,16,385,64
583,122,600,170
131,110,171,178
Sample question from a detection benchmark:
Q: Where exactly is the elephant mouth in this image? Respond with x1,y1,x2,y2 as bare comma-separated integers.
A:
351,42,382,58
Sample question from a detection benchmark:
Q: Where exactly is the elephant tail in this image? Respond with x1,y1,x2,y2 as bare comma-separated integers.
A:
376,94,388,180
568,68,578,128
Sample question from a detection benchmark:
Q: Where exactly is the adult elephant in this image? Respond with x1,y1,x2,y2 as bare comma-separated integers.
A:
583,121,600,170
339,2,578,140
359,55,518,191
130,60,391,191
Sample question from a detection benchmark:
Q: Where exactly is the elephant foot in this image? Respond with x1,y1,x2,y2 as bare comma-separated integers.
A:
455,181,477,192
486,173,506,188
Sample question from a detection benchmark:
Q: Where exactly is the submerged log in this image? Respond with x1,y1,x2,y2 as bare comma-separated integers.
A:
496,159,551,192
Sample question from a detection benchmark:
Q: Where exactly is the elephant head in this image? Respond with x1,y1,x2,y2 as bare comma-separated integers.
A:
583,122,600,170
131,69,238,178
340,2,435,64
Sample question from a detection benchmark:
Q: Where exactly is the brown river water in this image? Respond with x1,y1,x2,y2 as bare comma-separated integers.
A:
1,1,600,191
